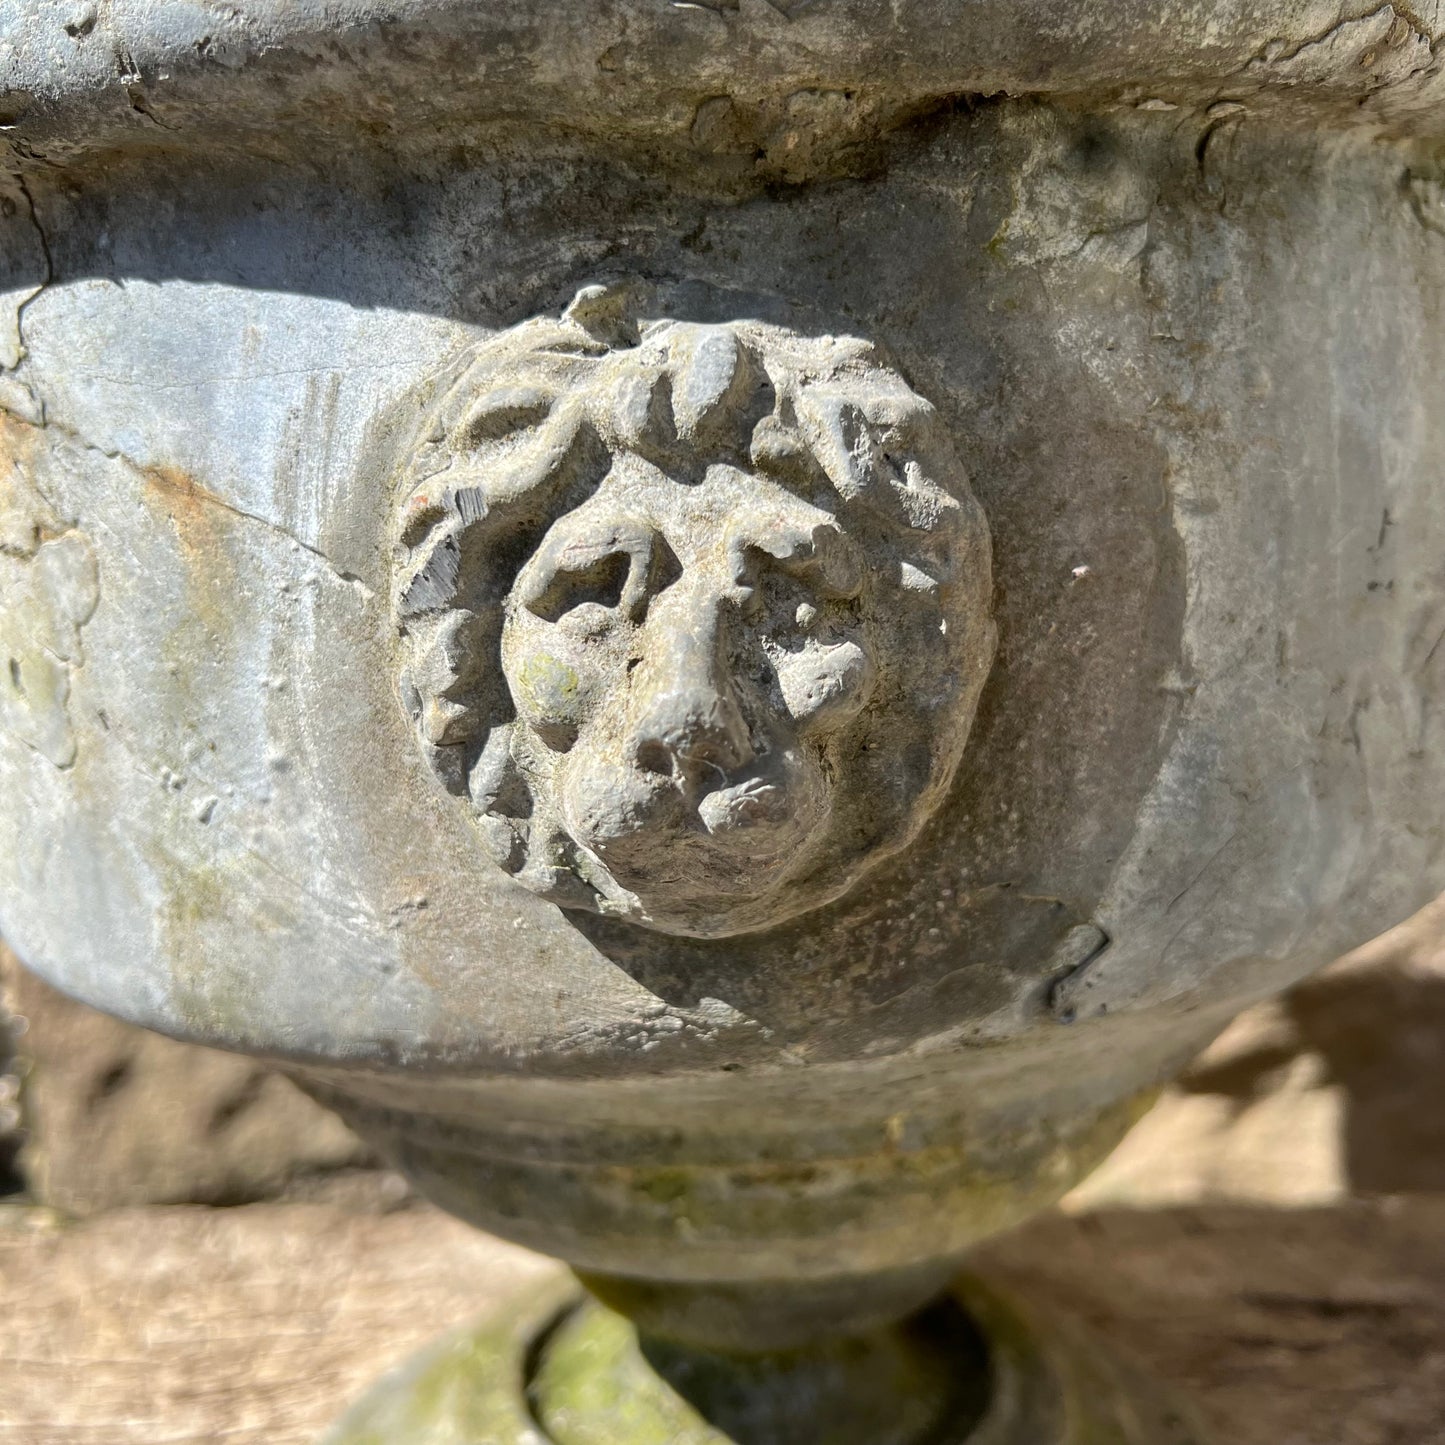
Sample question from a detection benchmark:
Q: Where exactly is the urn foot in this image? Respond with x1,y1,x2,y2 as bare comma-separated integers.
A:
319,1271,1211,1445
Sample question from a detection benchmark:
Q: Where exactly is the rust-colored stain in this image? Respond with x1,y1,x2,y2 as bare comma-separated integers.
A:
143,463,232,547
0,408,50,550
142,463,238,569
141,463,242,636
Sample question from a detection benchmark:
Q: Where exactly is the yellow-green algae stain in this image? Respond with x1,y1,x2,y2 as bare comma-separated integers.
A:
320,1274,576,1444
588,1087,1158,1246
517,651,579,705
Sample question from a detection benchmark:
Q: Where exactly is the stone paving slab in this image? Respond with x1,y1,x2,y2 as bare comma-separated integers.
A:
987,1199,1445,1445
4,1193,1445,1445
0,1191,556,1445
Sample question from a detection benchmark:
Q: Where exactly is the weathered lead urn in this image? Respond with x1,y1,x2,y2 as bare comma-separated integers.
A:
3,2,1444,1440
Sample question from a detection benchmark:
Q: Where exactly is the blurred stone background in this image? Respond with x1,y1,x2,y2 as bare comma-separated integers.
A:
4,896,1445,1444
0,942,373,1213
1074,891,1445,1209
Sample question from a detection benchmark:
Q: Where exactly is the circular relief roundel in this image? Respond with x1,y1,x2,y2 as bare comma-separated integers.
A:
393,285,995,939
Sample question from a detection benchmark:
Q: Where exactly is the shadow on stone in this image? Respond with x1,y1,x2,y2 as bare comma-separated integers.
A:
1175,896,1445,1197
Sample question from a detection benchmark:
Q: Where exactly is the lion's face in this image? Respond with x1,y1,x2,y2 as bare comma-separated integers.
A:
502,459,876,935
394,287,995,938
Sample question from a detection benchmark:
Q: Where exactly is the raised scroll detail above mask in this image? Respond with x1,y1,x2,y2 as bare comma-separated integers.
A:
393,286,995,938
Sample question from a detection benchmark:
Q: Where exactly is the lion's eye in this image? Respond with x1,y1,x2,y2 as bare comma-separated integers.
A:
750,567,826,649
527,552,630,624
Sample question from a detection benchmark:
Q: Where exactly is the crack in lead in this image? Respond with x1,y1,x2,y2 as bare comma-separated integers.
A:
10,408,375,601
10,173,53,413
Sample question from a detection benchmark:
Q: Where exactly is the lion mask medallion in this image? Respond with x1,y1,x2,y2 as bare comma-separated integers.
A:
393,286,995,938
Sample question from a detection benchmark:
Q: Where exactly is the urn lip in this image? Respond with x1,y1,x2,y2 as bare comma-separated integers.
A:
2,1,1442,166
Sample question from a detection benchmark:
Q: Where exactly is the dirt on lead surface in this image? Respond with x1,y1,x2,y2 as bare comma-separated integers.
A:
3,1191,1445,1445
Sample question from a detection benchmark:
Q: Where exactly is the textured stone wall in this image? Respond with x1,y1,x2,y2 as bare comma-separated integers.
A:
0,943,375,1214
0,962,19,1193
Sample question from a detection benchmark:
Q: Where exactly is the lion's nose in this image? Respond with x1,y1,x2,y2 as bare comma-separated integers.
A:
633,688,753,784
630,623,754,788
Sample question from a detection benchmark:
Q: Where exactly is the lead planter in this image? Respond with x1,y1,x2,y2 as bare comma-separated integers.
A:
2,4,1444,1441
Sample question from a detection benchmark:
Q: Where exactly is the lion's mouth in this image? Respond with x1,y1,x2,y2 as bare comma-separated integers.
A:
568,767,822,895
